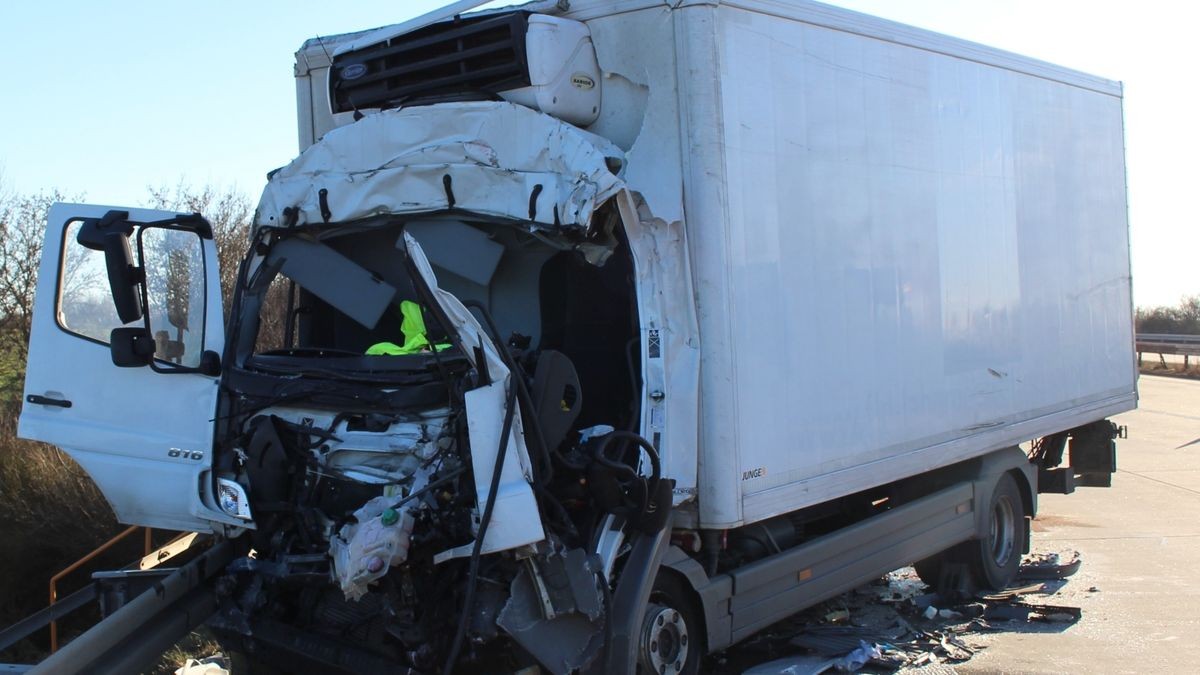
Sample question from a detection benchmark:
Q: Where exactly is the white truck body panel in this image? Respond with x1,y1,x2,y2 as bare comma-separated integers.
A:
688,2,1134,527
297,0,1134,529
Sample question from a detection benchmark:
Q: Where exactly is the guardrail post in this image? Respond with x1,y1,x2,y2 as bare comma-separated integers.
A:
49,525,144,652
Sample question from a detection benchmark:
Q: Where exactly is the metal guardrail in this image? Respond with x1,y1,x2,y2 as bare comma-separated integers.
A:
1137,333,1200,345
0,586,96,654
1135,333,1200,368
48,526,152,652
0,528,206,673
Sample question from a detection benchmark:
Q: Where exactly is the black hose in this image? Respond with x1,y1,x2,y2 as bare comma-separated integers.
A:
385,468,466,513
442,377,518,675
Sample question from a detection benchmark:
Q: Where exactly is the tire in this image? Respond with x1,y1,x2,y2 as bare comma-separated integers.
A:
914,473,1025,593
968,472,1025,590
638,575,704,675
912,554,945,589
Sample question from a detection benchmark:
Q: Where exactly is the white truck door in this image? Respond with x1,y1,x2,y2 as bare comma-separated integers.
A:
19,203,239,532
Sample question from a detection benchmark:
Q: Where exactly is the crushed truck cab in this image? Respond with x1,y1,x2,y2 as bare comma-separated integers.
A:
17,2,1134,673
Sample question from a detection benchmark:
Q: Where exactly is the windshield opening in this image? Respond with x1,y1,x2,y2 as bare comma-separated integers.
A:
236,214,641,428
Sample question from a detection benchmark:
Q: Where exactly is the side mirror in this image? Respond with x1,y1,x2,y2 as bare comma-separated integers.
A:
103,232,143,324
110,327,155,367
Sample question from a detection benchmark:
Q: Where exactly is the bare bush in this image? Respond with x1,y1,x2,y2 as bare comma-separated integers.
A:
147,182,254,320
0,189,78,389
1136,295,1200,335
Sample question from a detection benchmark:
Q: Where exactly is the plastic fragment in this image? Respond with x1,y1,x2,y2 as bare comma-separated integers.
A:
833,641,882,672
330,495,417,600
825,609,850,623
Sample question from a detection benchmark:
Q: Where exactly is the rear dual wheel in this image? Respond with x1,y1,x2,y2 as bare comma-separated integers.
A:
915,472,1025,592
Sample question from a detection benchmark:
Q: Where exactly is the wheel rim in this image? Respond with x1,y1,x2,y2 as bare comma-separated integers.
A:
639,604,689,674
990,495,1016,567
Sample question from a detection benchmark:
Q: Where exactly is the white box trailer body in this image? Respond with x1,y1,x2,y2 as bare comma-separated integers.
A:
297,0,1135,529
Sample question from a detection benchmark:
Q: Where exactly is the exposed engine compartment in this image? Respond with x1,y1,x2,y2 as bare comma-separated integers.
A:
205,216,669,673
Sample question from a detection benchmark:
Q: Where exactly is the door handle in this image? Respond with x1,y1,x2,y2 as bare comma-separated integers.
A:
27,394,72,408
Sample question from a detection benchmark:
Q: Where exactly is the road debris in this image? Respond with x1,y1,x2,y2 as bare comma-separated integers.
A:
174,655,230,675
717,551,1087,674
1018,551,1083,581
825,609,852,624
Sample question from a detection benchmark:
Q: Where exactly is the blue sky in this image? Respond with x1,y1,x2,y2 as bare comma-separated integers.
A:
0,1,1193,306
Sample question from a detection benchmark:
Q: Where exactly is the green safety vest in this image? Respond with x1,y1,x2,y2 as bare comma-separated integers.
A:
366,300,452,355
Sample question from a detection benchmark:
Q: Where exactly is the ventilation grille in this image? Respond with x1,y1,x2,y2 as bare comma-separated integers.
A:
330,11,532,113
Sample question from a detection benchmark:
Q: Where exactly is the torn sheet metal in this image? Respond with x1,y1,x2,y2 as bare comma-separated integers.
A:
399,233,546,560
616,191,700,507
255,101,624,231
497,549,605,674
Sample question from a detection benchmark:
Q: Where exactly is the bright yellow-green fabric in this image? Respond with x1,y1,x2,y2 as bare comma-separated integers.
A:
366,300,451,355
365,341,407,356
399,300,432,353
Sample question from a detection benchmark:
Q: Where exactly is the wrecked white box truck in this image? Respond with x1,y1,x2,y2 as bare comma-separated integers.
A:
18,0,1134,673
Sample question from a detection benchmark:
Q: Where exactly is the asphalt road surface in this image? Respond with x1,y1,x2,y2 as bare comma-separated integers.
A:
958,374,1200,674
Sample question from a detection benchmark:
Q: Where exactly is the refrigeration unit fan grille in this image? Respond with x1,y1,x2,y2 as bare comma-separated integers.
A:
330,11,531,113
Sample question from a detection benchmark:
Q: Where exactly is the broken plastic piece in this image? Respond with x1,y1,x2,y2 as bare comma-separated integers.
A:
832,641,882,672
824,609,850,624
174,656,230,675
330,495,416,600
1018,550,1082,581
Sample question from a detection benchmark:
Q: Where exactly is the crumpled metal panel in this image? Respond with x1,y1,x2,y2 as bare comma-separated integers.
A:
255,101,624,231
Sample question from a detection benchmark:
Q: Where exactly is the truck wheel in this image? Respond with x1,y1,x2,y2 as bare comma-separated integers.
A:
638,576,702,675
912,554,945,589
913,473,1025,593
969,472,1024,590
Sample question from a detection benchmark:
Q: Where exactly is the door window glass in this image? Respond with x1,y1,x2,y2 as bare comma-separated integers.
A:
58,220,129,343
57,221,208,369
141,227,207,369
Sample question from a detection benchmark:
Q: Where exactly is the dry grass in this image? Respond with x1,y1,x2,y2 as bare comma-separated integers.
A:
0,401,223,670
147,629,225,675
1139,363,1200,380
0,400,123,660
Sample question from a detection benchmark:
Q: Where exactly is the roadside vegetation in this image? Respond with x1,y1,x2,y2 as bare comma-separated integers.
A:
1136,295,1200,335
0,176,252,667
1136,295,1200,379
